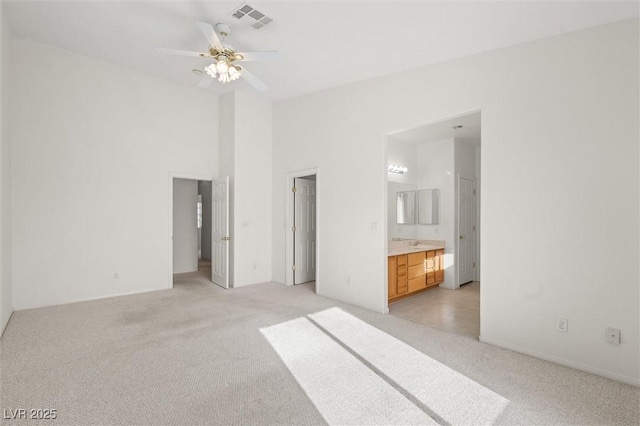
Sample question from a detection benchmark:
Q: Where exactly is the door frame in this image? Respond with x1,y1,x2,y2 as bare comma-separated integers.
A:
285,168,319,291
168,172,213,289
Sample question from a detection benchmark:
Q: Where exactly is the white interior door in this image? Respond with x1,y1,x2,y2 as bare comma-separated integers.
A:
294,177,316,284
212,176,229,289
458,177,476,285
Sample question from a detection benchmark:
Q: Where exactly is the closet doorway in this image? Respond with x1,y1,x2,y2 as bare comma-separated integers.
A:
285,169,319,292
169,174,215,288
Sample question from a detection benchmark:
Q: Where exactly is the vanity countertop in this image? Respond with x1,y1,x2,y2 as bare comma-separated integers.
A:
387,240,445,256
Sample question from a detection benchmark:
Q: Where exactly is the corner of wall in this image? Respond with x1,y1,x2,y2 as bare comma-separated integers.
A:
0,3,14,336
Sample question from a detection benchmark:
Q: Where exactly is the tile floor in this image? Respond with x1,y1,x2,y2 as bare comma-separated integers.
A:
389,281,480,338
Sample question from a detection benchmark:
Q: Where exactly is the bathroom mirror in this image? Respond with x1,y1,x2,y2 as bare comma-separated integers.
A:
396,191,416,224
418,189,439,225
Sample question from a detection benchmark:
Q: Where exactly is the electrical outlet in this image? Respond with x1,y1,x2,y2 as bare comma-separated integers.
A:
606,327,620,344
346,276,351,285
113,272,119,279
557,318,568,333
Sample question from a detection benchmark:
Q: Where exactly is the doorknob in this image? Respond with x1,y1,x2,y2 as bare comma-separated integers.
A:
459,235,465,240
221,236,230,241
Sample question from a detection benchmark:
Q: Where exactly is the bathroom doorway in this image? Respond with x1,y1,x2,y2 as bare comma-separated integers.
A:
386,111,481,338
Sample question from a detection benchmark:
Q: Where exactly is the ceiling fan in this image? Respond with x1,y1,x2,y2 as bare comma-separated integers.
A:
156,21,280,92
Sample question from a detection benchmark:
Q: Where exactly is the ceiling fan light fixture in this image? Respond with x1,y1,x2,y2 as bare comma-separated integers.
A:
216,56,230,73
204,63,217,78
205,60,241,84
159,21,271,91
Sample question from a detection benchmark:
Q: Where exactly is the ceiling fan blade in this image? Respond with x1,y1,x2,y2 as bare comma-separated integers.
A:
235,51,281,62
197,75,213,89
196,21,224,50
155,47,206,58
240,66,268,92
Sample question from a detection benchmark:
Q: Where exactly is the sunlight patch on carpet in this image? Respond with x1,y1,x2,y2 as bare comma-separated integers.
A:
260,317,438,425
309,307,509,425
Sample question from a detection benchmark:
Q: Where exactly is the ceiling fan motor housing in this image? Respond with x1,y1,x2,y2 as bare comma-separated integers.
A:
215,23,231,37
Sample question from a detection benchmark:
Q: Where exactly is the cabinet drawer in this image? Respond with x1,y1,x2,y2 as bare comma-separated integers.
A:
408,277,426,293
397,278,408,295
408,252,425,266
408,264,425,280
397,255,407,266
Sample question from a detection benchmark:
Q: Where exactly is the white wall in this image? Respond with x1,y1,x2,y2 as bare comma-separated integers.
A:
232,90,272,287
387,138,418,185
387,139,417,240
173,179,198,274
455,140,477,180
416,138,456,288
0,5,12,335
11,39,219,309
273,19,639,385
218,90,273,288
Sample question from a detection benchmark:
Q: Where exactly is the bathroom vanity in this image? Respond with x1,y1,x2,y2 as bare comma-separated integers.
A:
388,241,445,302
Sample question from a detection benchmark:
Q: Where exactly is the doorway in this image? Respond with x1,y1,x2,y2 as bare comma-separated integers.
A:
385,111,481,338
197,181,212,277
285,169,319,291
170,175,214,287
457,176,477,286
294,176,317,285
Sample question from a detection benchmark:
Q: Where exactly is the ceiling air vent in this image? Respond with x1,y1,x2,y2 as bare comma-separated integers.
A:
229,3,273,29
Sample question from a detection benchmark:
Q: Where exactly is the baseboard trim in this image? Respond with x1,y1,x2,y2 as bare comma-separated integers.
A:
479,335,640,387
14,288,165,311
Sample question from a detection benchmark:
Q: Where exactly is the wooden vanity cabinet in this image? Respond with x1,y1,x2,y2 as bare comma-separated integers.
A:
396,255,408,296
407,252,426,293
389,249,445,302
426,251,436,287
388,254,408,299
388,256,397,299
434,249,444,283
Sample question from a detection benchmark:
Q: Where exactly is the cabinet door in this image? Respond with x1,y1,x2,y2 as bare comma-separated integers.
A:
426,251,436,286
388,256,397,299
435,249,445,283
396,255,408,295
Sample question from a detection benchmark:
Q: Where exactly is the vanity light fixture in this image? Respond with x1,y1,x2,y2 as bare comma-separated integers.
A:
387,164,408,174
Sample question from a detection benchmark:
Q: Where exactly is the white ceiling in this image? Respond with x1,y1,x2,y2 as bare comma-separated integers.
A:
4,1,638,101
390,111,481,146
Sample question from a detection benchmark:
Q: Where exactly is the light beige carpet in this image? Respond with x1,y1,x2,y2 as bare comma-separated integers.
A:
1,274,638,425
